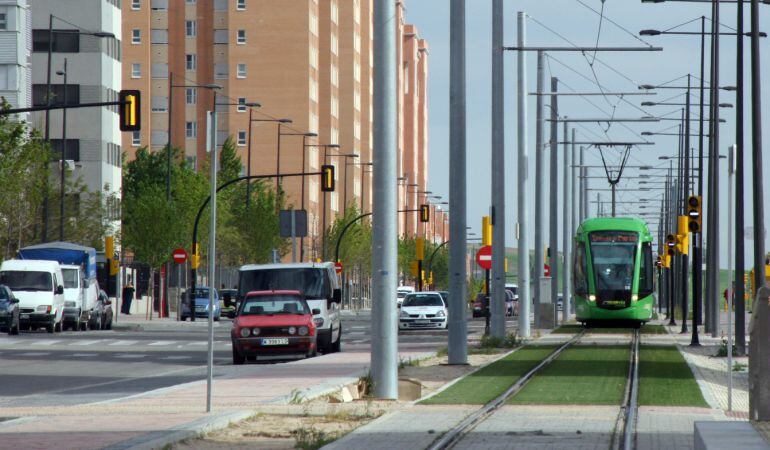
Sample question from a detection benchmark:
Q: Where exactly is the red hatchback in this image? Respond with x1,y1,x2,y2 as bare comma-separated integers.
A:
231,290,319,364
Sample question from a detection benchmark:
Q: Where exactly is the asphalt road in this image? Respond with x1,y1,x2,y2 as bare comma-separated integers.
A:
0,312,510,408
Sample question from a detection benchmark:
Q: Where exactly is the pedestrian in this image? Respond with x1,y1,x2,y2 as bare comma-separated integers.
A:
122,279,135,315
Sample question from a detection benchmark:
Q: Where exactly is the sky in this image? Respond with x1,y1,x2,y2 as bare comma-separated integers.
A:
403,0,770,268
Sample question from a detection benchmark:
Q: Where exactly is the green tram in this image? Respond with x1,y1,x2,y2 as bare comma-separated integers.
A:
573,217,655,326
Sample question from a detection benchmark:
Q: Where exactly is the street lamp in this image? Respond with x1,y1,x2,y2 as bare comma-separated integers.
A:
167,78,221,200
55,60,68,241
243,112,283,205
641,101,733,108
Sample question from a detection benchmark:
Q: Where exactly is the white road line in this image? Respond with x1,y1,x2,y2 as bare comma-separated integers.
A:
71,340,104,346
0,339,21,345
108,340,139,346
18,352,50,357
71,353,98,357
163,355,191,360
147,341,177,346
114,354,145,359
30,339,61,346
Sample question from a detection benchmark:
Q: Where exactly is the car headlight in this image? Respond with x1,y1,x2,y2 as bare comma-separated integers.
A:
36,305,52,313
252,327,260,336
436,310,445,317
288,326,297,335
298,326,309,336
313,317,324,327
239,327,251,337
400,310,410,318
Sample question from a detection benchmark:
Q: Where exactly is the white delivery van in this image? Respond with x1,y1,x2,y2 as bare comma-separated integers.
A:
0,260,65,333
60,264,99,331
238,262,342,353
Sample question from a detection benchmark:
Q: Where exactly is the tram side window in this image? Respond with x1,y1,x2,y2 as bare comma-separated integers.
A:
639,242,654,297
573,244,588,295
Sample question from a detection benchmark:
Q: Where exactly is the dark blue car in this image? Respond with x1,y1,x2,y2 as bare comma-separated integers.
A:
181,287,220,321
0,285,20,335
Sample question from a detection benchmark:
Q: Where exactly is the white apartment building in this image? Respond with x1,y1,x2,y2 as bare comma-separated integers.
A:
0,0,31,116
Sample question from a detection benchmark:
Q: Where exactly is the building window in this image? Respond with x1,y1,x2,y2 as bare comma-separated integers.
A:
186,54,196,70
236,29,246,44
236,0,245,10
186,0,195,3
132,131,141,146
132,0,141,9
237,97,246,112
186,121,197,138
132,29,141,44
32,30,80,53
185,20,196,37
0,13,7,31
131,63,141,78
32,84,80,106
49,139,80,162
185,88,196,105
236,63,246,78
237,131,247,146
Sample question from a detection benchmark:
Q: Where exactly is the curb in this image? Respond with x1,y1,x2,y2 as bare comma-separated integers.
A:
111,323,143,332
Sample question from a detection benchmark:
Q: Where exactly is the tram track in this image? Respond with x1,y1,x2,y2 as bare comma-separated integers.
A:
614,328,641,450
427,330,586,450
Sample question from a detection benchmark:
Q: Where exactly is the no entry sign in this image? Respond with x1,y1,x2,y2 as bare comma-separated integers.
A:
475,245,492,270
335,261,343,274
172,248,188,264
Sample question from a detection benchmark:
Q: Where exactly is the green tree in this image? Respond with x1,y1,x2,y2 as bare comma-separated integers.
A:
325,204,372,276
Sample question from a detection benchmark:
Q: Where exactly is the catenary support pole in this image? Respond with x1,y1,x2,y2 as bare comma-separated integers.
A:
580,147,587,222
710,0,721,338
370,0,399,398
516,11,531,337
562,120,570,324
533,50,545,328
727,144,735,412
490,0,506,339
206,107,217,413
448,0,468,363
682,76,691,335
735,1,746,355
549,78,560,318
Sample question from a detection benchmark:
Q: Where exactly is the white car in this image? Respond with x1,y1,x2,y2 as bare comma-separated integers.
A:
396,286,415,308
399,292,447,330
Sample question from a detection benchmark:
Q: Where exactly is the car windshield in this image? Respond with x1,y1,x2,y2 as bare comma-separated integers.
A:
0,271,52,291
192,288,216,299
61,268,79,289
0,287,8,300
403,294,443,307
397,292,407,298
240,295,309,315
239,268,329,300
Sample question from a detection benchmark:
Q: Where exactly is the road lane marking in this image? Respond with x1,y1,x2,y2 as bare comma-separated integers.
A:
71,353,98,357
18,352,50,357
31,339,61,346
148,341,178,346
71,340,105,346
163,355,191,360
108,340,139,346
114,354,145,358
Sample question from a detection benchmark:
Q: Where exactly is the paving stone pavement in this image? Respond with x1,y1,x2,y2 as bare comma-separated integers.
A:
636,406,728,450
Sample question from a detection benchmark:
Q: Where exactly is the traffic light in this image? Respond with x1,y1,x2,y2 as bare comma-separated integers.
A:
415,237,425,260
677,216,689,255
105,236,114,259
482,216,492,246
191,243,201,269
321,164,335,192
687,196,702,233
666,234,677,256
420,204,430,223
119,90,141,132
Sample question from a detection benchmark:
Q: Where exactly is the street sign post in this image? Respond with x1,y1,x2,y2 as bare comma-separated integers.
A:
544,264,551,277
476,245,492,270
335,261,343,275
172,248,188,264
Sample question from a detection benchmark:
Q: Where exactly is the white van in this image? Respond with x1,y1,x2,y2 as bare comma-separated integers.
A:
238,262,342,353
0,260,65,333
60,265,99,331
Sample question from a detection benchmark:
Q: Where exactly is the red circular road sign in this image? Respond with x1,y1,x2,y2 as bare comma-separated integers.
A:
475,245,492,270
172,248,188,264
544,264,551,277
335,262,343,274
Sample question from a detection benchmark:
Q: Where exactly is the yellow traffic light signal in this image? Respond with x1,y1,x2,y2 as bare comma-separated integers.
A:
663,253,671,268
109,258,119,276
191,243,201,269
687,196,702,233
482,216,492,246
119,90,141,132
677,216,690,255
420,204,430,223
415,237,425,260
321,164,335,192
666,234,677,256
410,261,419,277
105,236,114,259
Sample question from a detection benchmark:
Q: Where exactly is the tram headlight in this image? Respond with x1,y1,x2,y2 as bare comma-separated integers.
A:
588,295,596,302
632,295,639,302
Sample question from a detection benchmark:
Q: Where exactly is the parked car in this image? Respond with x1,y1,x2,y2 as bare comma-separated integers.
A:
220,288,238,318
505,290,519,317
472,293,486,318
396,286,415,308
89,289,113,330
181,287,221,321
231,290,319,364
0,259,65,333
399,292,448,330
0,285,20,335
238,262,342,353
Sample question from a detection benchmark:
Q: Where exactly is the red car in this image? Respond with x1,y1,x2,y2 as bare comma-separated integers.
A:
231,290,320,364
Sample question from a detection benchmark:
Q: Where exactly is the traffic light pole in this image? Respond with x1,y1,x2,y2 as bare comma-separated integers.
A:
1,100,131,115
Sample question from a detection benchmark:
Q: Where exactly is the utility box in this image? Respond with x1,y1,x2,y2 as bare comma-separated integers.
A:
538,277,556,329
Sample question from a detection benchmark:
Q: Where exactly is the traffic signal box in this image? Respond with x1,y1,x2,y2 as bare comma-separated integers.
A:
687,196,702,233
321,165,335,192
677,216,690,255
666,234,677,257
191,243,201,269
482,216,492,246
415,237,425,261
119,90,141,132
420,204,430,223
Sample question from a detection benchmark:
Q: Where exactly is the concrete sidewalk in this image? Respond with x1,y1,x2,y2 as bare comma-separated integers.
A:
0,347,429,450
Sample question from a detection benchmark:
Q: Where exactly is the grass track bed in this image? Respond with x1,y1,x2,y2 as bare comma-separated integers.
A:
552,324,667,335
420,346,557,405
508,346,630,405
638,345,708,407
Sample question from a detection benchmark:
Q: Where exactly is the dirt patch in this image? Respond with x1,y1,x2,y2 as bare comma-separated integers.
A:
175,350,507,449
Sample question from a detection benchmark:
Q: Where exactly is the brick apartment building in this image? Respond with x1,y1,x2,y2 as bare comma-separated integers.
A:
122,0,443,257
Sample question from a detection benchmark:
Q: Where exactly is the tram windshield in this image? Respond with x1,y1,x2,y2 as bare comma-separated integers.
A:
589,231,638,298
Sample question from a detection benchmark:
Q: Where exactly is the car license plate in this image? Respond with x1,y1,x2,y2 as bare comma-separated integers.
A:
415,319,429,324
20,314,29,320
262,338,289,346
